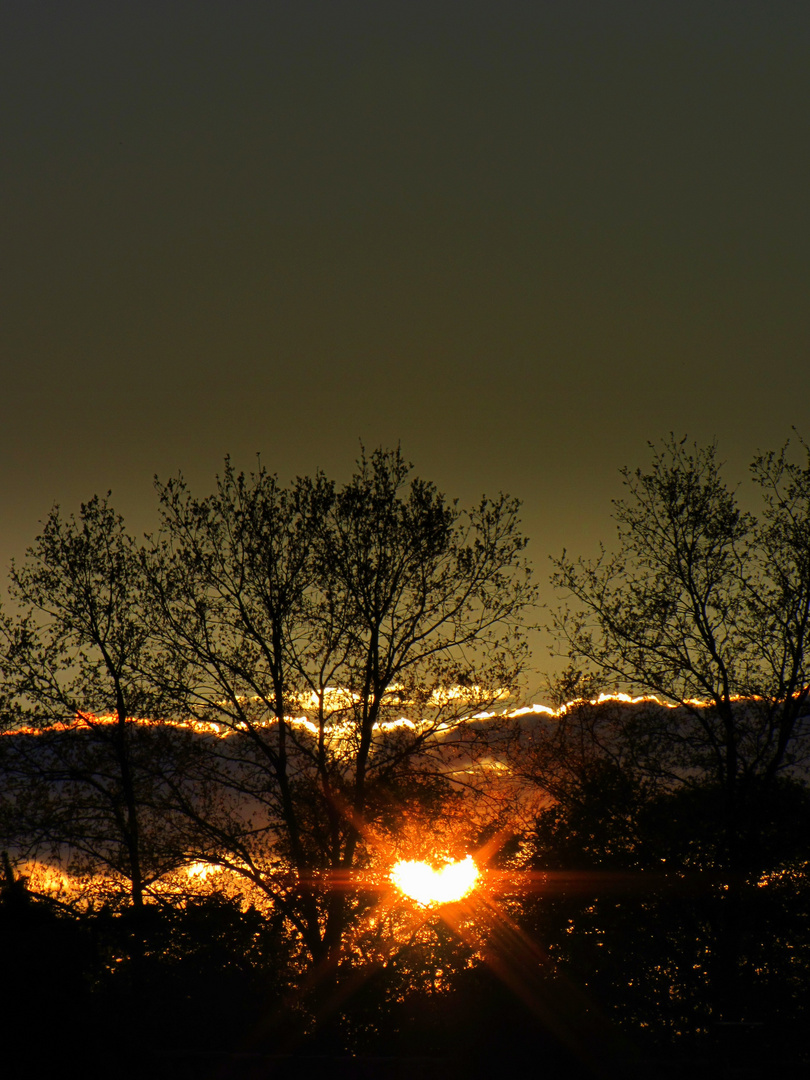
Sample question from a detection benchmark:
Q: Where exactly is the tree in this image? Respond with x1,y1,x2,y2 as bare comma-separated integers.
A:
537,433,810,1038
145,447,536,965
0,495,179,911
509,695,659,871
511,693,810,1053
550,435,810,873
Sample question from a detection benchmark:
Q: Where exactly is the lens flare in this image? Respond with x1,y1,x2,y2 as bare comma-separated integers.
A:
390,856,479,906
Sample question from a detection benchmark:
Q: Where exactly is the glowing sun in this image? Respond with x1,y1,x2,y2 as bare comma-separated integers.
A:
390,856,480,906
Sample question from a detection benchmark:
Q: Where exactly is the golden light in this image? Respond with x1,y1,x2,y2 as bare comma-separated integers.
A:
185,861,219,881
390,856,480,906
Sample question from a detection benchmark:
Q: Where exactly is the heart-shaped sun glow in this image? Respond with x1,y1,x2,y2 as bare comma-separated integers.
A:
390,856,480,906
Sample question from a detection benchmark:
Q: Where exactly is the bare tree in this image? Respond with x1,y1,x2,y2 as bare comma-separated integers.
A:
145,448,537,963
0,496,178,910
550,434,810,871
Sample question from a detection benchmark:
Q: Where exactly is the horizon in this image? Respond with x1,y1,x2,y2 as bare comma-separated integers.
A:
3,4,809,692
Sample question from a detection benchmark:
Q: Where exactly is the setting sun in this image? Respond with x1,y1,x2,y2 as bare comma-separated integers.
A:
390,856,480,906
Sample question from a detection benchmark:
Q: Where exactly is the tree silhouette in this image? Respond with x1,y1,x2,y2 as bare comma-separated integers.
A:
547,436,810,1037
0,496,181,910
144,447,536,966
550,435,810,873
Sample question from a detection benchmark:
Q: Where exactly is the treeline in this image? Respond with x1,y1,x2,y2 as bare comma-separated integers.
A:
0,448,533,919
1,439,810,1077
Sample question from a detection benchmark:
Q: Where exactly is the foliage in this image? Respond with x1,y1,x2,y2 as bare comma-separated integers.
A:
140,446,535,962
0,496,180,909
550,434,810,870
3,437,810,1072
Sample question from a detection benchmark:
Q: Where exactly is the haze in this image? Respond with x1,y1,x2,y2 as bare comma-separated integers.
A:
3,2,809,680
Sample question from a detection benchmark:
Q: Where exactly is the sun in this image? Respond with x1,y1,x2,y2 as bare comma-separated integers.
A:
390,856,480,906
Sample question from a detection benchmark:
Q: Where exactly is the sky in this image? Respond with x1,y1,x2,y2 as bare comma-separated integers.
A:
2,1,809,686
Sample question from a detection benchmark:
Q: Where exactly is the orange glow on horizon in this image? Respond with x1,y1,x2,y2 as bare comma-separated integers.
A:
390,856,480,906
1,690,777,742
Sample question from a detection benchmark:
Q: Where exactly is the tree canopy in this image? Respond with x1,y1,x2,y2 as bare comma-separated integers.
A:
1,438,809,1075
550,434,810,869
1,447,537,964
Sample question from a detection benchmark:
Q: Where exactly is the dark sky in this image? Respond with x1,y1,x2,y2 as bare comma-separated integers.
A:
2,1,809,684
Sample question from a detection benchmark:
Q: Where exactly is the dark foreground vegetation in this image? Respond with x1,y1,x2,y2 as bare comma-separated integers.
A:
3,799,808,1080
2,439,810,1077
